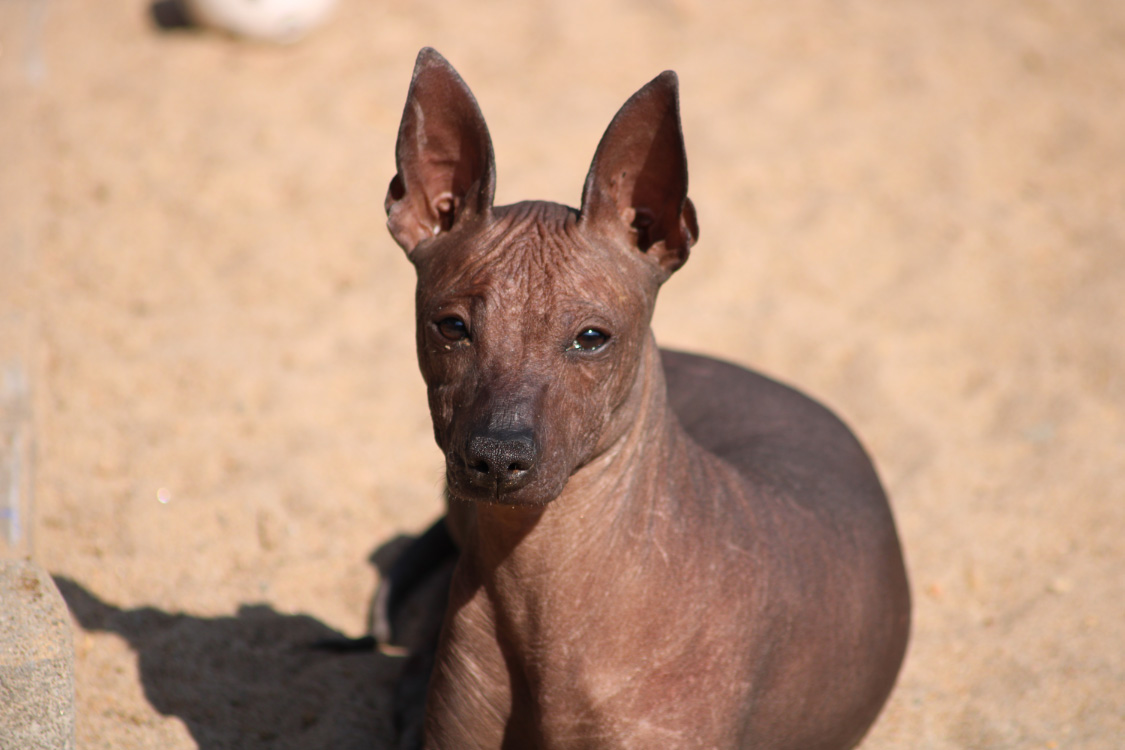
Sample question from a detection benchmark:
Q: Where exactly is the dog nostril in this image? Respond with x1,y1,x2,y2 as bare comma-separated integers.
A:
465,431,537,486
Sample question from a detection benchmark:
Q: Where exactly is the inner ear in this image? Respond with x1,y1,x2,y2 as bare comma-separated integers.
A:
579,71,698,276
385,48,497,255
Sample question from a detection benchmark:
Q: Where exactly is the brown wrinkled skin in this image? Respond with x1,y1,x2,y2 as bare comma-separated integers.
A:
387,49,910,750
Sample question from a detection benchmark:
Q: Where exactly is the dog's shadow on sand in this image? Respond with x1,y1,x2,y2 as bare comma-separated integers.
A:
54,535,450,750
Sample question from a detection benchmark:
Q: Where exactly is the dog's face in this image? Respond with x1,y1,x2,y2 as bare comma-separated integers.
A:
410,203,663,505
386,49,697,505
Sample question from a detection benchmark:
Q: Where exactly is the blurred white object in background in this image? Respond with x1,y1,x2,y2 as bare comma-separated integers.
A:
182,0,337,43
1,333,32,561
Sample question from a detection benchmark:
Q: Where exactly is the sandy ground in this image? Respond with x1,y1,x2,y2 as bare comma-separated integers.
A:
2,0,1123,747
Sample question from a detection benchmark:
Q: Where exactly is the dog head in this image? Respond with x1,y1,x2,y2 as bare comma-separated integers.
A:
386,49,697,506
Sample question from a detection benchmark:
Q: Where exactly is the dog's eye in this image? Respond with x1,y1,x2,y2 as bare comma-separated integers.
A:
436,317,469,342
572,328,609,351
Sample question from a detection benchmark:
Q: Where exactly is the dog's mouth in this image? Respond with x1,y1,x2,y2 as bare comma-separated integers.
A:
445,454,566,507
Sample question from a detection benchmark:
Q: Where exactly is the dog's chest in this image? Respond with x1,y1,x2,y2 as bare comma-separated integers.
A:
433,558,753,749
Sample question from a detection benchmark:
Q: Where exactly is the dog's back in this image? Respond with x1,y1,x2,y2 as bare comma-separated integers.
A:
664,349,909,748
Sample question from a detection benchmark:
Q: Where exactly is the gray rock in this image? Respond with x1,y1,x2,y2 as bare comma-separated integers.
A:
0,561,76,750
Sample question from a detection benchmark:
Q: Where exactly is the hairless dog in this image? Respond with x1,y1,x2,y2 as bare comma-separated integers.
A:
379,47,910,749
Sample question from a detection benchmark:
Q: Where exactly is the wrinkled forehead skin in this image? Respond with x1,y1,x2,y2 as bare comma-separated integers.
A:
410,201,665,340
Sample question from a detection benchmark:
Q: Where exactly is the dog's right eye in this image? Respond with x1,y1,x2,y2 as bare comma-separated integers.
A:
435,317,469,342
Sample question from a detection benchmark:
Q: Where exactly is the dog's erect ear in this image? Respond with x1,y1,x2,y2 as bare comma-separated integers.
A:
386,48,497,255
579,71,698,276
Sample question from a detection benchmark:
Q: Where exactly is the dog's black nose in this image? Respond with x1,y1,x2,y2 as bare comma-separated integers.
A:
465,429,538,491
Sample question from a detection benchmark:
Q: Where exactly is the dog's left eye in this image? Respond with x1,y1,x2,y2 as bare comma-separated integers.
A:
572,329,609,351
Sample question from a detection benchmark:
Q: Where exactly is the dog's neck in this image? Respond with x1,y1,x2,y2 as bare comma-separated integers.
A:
450,334,736,714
